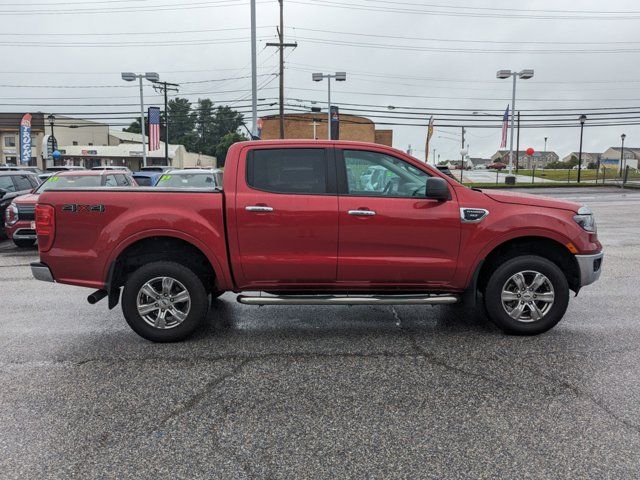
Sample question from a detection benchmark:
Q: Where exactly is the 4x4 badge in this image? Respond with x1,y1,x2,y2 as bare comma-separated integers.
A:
62,204,105,213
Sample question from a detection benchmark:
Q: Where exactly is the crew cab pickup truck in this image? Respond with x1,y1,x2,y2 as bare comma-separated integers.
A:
31,140,603,342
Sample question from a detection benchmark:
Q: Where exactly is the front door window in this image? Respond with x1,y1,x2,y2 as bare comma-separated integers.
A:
343,150,428,198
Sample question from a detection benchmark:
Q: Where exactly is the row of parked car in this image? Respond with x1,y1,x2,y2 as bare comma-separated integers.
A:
0,165,223,248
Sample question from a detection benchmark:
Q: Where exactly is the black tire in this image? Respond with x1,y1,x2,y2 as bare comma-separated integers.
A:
122,261,209,342
13,239,36,248
484,255,569,335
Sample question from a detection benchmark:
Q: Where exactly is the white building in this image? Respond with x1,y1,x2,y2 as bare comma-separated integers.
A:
55,130,216,170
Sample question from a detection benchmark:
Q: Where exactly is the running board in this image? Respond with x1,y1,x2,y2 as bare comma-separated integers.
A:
236,294,460,306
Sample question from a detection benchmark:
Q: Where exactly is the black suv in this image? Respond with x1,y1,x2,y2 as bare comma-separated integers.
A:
0,171,39,237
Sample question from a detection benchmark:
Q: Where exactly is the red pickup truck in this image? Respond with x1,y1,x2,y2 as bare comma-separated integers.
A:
31,140,603,342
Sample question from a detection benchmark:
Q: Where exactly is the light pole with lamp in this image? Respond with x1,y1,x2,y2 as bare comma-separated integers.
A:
312,72,346,140
577,115,586,183
460,147,468,182
121,72,159,168
496,69,534,182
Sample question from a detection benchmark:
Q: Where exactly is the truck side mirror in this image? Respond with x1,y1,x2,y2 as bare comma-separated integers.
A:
0,188,6,199
425,177,450,201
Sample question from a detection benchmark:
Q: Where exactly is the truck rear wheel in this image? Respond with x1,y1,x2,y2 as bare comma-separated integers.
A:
122,261,209,342
484,255,569,335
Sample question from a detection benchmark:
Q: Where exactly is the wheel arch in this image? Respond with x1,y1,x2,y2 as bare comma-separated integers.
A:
105,232,227,308
474,235,580,294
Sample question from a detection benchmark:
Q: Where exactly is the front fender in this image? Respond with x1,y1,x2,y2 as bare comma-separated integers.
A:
453,209,578,289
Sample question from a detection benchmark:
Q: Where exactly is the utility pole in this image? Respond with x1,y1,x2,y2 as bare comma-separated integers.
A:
250,0,258,138
153,81,179,166
544,136,548,153
515,111,521,174
266,0,297,139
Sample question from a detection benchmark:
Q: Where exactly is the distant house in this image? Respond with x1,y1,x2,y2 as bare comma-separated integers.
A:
491,150,559,169
562,152,602,165
444,158,474,169
599,147,640,170
468,157,491,167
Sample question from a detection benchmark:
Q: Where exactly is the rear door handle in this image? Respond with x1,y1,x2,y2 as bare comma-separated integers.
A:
348,209,376,216
245,205,274,212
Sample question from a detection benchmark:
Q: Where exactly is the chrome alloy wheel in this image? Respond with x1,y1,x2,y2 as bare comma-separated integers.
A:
501,270,555,323
136,276,191,329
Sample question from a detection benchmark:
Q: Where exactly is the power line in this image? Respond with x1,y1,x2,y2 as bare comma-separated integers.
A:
287,62,640,86
296,35,640,55
0,0,266,15
292,26,640,46
0,36,274,48
0,25,272,37
289,0,640,21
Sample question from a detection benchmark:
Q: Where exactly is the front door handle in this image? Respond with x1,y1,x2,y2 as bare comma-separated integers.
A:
348,209,376,216
246,205,274,212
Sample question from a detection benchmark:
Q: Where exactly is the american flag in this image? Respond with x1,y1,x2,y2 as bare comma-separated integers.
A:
148,107,161,151
500,105,509,149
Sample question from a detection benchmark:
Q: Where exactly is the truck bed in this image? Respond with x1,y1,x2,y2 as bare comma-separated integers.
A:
37,187,229,289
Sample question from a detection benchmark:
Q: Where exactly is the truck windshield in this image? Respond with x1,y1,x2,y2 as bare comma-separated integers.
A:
36,175,103,192
156,173,216,188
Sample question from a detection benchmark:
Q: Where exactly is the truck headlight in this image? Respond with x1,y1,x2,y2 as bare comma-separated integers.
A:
5,203,18,226
573,206,596,233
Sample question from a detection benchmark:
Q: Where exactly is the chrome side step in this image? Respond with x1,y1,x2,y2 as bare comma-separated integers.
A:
236,294,459,306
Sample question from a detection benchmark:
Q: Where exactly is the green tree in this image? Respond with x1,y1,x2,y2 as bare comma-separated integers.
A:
123,97,246,162
167,97,196,148
215,132,248,167
124,117,143,134
211,105,245,140
193,98,216,155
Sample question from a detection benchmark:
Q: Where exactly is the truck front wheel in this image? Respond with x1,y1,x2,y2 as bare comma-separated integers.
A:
122,261,209,342
484,255,569,335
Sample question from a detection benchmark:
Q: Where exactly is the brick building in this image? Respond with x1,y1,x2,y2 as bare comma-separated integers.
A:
260,113,393,146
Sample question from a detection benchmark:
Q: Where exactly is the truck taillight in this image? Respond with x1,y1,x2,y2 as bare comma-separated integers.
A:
35,204,55,252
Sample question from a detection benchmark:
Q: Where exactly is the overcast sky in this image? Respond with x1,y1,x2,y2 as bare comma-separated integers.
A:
3,0,640,161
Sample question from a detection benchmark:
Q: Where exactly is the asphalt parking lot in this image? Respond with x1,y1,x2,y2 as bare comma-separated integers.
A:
1,186,639,479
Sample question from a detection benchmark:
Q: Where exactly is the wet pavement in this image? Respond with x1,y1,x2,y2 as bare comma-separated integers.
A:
1,187,639,479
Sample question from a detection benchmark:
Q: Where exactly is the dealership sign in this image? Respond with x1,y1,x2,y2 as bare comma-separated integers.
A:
19,113,32,165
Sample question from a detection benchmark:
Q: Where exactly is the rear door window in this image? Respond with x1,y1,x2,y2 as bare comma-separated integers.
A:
0,176,16,192
13,175,34,192
115,174,130,186
134,176,152,186
247,148,331,194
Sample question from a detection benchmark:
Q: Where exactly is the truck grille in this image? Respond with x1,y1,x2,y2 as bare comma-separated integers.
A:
17,204,35,221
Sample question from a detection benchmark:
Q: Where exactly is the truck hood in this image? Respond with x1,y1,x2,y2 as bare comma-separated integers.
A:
482,189,581,212
13,193,39,205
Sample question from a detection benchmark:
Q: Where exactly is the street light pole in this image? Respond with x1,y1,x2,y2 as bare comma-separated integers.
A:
497,69,534,179
122,72,159,168
138,76,147,168
509,74,516,176
578,115,587,183
312,72,347,140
